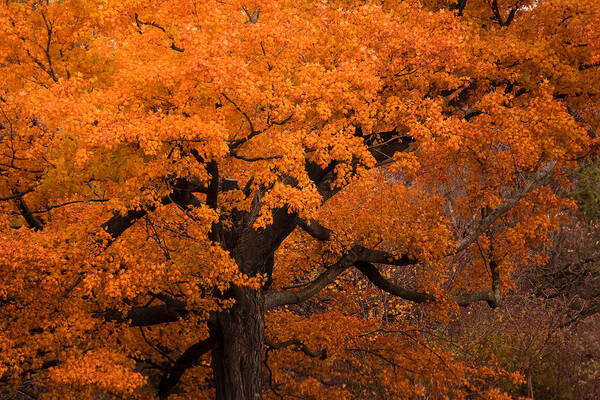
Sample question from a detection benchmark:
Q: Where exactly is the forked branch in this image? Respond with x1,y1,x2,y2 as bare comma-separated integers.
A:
265,246,417,309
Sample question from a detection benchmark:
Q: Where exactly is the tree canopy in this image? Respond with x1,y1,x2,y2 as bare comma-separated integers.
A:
0,0,599,399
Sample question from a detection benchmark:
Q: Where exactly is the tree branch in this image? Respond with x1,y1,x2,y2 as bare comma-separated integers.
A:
298,218,415,266
205,161,219,210
264,129,546,309
0,187,35,201
354,261,500,308
356,247,415,266
222,92,262,149
230,152,282,162
354,261,434,303
294,160,552,309
265,254,354,309
457,161,556,252
100,178,213,248
490,0,520,27
134,13,185,52
15,197,44,231
265,244,416,309
307,158,553,260
449,0,468,16
158,337,215,399
40,11,59,82
101,206,155,247
98,299,189,327
298,218,332,241
265,338,327,359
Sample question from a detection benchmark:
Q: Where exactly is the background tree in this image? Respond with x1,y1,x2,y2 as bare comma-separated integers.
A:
447,215,600,400
0,0,598,399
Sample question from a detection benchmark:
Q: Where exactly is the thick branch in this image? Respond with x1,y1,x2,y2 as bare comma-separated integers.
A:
127,305,188,327
265,253,355,309
490,0,519,27
15,197,44,231
305,129,413,202
100,180,212,247
205,161,219,210
355,261,500,308
98,299,189,327
264,245,415,309
356,247,415,266
354,261,434,303
158,337,215,399
101,207,150,246
298,218,332,241
299,143,557,270
0,187,35,201
449,0,468,15
294,160,552,309
253,129,414,275
299,218,415,266
265,129,547,306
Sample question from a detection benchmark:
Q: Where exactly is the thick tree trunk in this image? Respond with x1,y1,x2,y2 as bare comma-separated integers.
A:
210,287,265,400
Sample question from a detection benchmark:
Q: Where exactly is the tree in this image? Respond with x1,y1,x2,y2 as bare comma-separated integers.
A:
0,0,598,399
448,214,600,400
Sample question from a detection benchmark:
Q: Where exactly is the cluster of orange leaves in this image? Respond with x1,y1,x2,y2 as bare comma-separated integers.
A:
0,0,598,398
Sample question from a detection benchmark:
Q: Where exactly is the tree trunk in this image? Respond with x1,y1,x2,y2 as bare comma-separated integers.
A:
210,286,265,400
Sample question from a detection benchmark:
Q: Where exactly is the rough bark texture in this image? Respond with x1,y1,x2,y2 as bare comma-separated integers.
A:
210,287,265,400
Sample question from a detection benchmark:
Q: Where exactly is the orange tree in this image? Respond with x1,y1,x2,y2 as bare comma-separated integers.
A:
0,0,598,399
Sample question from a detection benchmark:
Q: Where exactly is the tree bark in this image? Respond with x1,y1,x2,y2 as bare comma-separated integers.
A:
210,286,265,400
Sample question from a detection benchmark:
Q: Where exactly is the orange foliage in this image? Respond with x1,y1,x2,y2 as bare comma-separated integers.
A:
0,0,598,399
